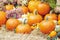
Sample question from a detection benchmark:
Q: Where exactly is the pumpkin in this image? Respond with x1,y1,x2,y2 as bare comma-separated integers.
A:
27,10,42,25
44,13,57,20
28,1,40,12
58,14,60,20
37,3,50,15
6,18,20,31
5,4,14,10
17,6,28,14
48,31,57,38
39,19,55,34
0,11,6,26
16,24,32,33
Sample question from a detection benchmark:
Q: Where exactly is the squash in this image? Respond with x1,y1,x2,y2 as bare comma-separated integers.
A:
6,18,20,31
39,18,55,34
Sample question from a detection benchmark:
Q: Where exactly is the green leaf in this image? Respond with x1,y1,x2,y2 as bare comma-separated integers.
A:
44,0,56,9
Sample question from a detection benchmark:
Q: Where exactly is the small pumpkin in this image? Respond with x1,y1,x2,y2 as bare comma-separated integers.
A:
37,3,50,15
44,13,57,20
39,18,55,34
0,11,6,26
17,6,28,14
48,31,57,38
5,4,14,10
16,19,32,33
6,18,20,31
27,10,42,25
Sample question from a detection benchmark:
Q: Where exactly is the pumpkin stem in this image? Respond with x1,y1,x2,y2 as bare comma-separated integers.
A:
33,9,38,15
22,18,27,24
50,10,54,14
41,0,45,2
46,16,48,20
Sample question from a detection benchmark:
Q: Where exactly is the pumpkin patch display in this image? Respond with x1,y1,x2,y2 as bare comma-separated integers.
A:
0,0,60,40
6,18,20,31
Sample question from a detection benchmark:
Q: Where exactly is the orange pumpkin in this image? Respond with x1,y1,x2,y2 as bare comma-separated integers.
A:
37,3,50,15
28,1,40,12
58,14,60,20
0,11,6,26
16,24,32,33
39,20,55,34
6,18,20,31
44,13,57,20
19,6,28,14
27,10,42,25
5,4,14,10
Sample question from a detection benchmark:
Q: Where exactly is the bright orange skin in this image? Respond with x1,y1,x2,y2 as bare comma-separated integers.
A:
5,4,14,10
6,18,20,31
28,1,40,12
39,20,55,34
58,14,60,20
16,24,32,33
44,13,57,20
28,14,42,25
0,11,6,26
19,6,28,14
37,3,50,15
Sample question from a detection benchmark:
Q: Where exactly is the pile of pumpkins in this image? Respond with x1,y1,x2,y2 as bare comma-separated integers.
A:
0,0,60,39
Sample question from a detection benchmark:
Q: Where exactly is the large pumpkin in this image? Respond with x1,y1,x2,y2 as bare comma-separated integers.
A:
16,24,32,33
6,18,20,31
39,20,55,34
37,3,50,15
0,11,6,26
